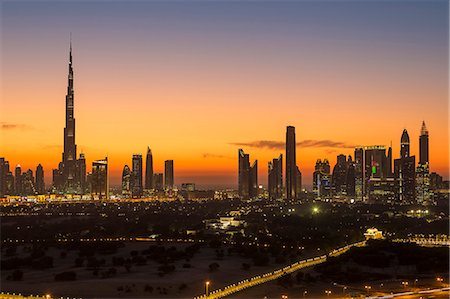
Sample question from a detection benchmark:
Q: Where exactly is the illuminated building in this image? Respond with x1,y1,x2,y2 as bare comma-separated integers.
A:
394,129,416,203
164,160,174,190
364,228,383,240
354,145,393,201
121,165,131,196
313,159,331,197
285,126,297,200
58,40,77,193
22,169,36,195
181,183,196,192
91,158,108,200
0,158,9,197
131,154,143,197
153,173,163,190
35,164,45,194
268,154,283,199
416,121,431,204
238,149,258,200
145,146,153,190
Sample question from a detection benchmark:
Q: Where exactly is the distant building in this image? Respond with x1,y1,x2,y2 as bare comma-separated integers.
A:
15,165,22,196
121,165,131,196
75,153,86,194
268,154,283,199
364,228,383,240
145,147,153,190
346,157,356,197
238,149,258,200
296,166,302,196
35,164,45,194
331,154,348,195
313,159,331,197
286,126,297,200
164,160,174,190
416,122,431,204
394,129,416,203
91,158,108,200
0,158,12,197
131,154,143,197
181,183,196,192
153,173,163,191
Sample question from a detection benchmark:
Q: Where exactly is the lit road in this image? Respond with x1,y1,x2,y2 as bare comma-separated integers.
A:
193,241,367,299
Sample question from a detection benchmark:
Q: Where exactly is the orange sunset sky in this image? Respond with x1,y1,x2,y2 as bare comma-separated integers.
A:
1,1,448,188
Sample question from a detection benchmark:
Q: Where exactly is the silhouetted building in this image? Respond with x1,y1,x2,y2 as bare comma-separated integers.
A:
0,158,9,197
35,164,45,194
394,129,415,203
238,149,258,199
164,160,174,190
268,155,283,199
131,154,143,197
400,129,410,158
416,121,430,204
313,159,331,197
346,157,356,197
91,158,108,200
121,165,131,196
75,153,86,194
58,40,78,193
285,126,297,200
296,166,302,196
153,173,163,191
22,169,36,195
331,154,347,195
145,147,153,190
430,172,443,190
15,165,22,196
249,161,258,198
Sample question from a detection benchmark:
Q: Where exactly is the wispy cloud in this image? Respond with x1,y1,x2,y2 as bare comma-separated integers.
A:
0,122,32,130
230,139,356,150
202,153,232,159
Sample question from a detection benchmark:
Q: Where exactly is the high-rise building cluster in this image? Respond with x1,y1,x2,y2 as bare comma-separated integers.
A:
121,147,175,197
315,122,440,205
0,159,45,197
239,126,302,200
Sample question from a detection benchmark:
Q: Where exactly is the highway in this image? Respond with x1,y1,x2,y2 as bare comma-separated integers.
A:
193,241,367,299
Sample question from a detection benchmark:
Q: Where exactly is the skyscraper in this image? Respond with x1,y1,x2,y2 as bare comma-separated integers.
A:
91,158,108,200
0,158,7,197
145,147,153,190
400,129,410,158
121,165,131,196
419,121,429,165
76,153,86,194
36,164,45,194
285,126,297,200
268,154,283,199
238,149,250,199
313,159,331,197
131,154,143,197
394,129,416,203
249,161,258,199
416,121,430,204
61,40,77,193
238,149,258,200
15,165,22,196
331,154,348,195
153,173,163,191
164,160,174,189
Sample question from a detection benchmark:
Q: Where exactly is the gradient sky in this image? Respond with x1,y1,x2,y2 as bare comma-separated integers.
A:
1,0,448,189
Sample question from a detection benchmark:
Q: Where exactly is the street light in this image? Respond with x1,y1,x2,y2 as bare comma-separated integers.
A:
205,281,210,296
325,290,331,297
303,290,307,298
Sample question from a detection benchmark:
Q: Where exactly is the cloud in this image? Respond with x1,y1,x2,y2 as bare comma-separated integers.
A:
0,122,32,130
202,153,232,159
230,139,356,150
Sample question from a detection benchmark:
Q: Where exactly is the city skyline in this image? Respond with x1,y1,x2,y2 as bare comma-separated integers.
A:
1,1,448,188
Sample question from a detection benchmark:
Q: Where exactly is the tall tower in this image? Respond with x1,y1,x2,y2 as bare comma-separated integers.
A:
285,126,297,200
400,129,410,158
164,160,174,190
62,38,77,192
145,147,153,190
419,121,429,165
238,149,250,199
35,164,45,194
131,154,143,197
